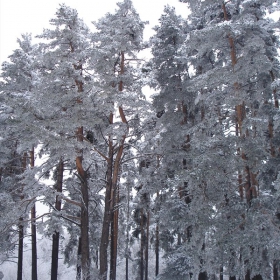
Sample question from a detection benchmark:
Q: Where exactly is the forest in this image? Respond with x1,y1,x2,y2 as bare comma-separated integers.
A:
0,0,280,279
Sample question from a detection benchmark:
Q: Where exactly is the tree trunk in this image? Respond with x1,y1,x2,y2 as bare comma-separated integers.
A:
30,148,38,280
109,60,127,279
80,174,90,279
76,237,82,280
273,261,279,280
17,221,24,280
51,159,64,280
51,231,60,280
76,126,90,280
125,258,129,280
228,249,236,280
270,71,279,280
245,270,250,280
198,242,207,280
100,133,114,280
140,208,144,280
125,179,130,280
72,48,90,279
145,211,149,280
155,221,159,277
96,249,99,268
99,163,113,279
17,153,27,280
219,266,223,280
110,183,119,280
100,51,128,280
31,205,37,280
223,4,255,279
198,271,207,280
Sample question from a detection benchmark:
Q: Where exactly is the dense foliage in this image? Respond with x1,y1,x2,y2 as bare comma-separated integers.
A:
0,0,280,279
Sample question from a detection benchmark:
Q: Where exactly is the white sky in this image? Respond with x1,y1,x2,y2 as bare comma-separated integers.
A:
0,0,189,65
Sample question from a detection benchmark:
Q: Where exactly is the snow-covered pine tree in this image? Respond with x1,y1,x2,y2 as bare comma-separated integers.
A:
90,1,148,278
0,33,41,280
35,5,97,279
149,6,196,279
167,0,280,278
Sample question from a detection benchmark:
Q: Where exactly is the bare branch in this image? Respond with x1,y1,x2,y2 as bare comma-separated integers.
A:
92,147,109,162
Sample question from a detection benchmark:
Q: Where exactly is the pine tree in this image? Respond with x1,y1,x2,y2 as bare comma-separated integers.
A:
175,0,280,278
36,5,95,279
0,34,40,280
149,6,195,279
90,1,147,279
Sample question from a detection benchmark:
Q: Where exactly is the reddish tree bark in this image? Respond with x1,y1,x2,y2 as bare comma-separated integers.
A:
100,51,129,280
51,159,64,280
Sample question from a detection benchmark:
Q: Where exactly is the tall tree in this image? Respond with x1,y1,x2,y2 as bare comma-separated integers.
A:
0,33,40,279
176,0,280,278
91,1,147,279
149,5,195,279
36,5,95,279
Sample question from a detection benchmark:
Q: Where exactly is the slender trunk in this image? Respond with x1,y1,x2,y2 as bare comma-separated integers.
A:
228,249,237,280
109,63,127,279
76,237,82,280
140,208,144,280
126,257,128,280
100,154,113,279
125,180,130,280
144,211,149,280
110,183,119,280
17,221,24,280
155,219,159,277
125,258,128,280
73,46,90,279
178,181,184,247
96,249,99,269
219,266,223,280
30,148,38,280
101,51,127,280
51,232,60,280
100,131,113,280
76,126,90,279
155,152,160,277
270,71,279,280
80,176,90,279
177,232,182,246
198,243,207,280
31,205,37,280
245,270,250,280
75,122,90,280
51,159,64,280
273,261,279,280
17,153,27,280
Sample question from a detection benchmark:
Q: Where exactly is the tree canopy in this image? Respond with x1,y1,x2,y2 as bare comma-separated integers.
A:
0,1,280,279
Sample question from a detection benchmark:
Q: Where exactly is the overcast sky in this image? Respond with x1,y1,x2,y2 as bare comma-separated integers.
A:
0,0,189,65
